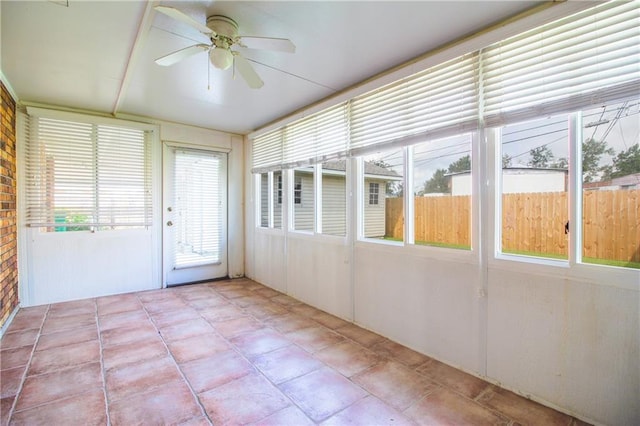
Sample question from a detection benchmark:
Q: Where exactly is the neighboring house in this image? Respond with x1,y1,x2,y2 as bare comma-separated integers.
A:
583,172,640,191
448,167,568,195
260,161,401,237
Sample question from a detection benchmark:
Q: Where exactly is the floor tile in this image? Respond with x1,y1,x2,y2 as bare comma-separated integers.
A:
353,360,437,411
137,289,176,302
199,373,289,425
166,333,231,364
198,305,245,323
270,294,302,307
36,325,97,352
371,339,431,368
254,287,283,299
47,300,96,318
405,387,510,426
0,346,33,370
288,303,324,318
311,311,350,330
105,356,183,402
252,405,315,426
109,380,202,426
0,329,39,350
179,416,214,426
216,288,254,300
476,386,573,425
173,285,217,301
187,296,229,310
285,326,345,353
232,294,271,308
100,321,159,348
314,340,383,377
231,328,292,358
142,296,189,314
28,340,100,375
158,318,215,342
279,367,368,422
321,395,416,426
252,345,323,384
10,389,106,426
96,294,144,316
97,309,149,331
1,366,25,398
416,358,491,399
15,362,102,411
180,350,254,393
243,301,289,320
102,338,168,371
266,313,317,333
1,396,15,425
5,306,47,333
212,316,264,338
336,323,386,348
40,313,96,334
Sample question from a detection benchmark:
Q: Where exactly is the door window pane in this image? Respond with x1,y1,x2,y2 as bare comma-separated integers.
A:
273,171,283,229
413,134,472,249
581,99,640,269
259,173,268,227
500,115,569,260
362,149,404,241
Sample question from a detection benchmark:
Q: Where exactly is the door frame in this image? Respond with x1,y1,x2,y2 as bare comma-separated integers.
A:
162,141,230,287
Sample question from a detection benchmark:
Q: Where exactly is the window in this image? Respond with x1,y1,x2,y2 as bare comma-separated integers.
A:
259,172,269,227
276,174,283,204
369,183,379,205
361,149,404,241
273,171,283,228
257,171,282,229
499,114,569,260
412,134,472,249
293,168,313,231
321,161,347,236
25,116,152,232
581,98,640,269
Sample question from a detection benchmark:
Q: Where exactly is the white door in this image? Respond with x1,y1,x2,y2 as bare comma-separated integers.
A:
163,145,228,286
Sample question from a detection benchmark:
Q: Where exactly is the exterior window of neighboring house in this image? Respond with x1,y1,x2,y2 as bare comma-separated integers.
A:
580,98,640,269
321,161,347,236
413,133,472,249
294,175,302,204
499,114,569,260
293,168,313,232
361,149,404,241
277,174,283,204
369,183,379,205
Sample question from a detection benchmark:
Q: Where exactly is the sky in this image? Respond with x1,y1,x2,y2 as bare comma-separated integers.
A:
363,98,640,194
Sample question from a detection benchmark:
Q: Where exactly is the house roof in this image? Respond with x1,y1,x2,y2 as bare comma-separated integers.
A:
446,167,569,177
584,172,640,188
323,160,401,178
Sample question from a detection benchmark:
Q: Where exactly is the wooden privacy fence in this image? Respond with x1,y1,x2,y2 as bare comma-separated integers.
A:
385,189,640,263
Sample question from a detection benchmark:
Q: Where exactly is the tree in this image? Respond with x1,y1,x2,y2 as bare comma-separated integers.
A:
582,138,614,182
502,154,512,168
603,143,640,180
447,155,471,173
423,168,449,194
528,146,554,168
551,157,568,169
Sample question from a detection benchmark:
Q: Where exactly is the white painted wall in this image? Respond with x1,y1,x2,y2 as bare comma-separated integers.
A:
452,169,567,195
243,136,640,426
18,111,245,306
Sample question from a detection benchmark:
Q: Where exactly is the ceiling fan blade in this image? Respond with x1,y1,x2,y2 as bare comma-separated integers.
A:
155,44,210,66
239,36,296,53
234,54,264,89
155,6,214,36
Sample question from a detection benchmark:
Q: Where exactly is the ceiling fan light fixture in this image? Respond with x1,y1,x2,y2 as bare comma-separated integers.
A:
210,47,233,70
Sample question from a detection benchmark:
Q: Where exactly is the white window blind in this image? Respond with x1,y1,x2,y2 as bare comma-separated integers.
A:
349,53,479,153
252,128,283,173
482,0,640,127
25,116,152,230
172,150,222,268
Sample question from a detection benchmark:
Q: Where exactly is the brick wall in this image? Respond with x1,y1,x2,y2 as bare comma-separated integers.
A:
0,81,18,329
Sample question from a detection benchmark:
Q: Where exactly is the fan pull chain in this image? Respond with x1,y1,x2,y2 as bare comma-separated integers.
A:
207,58,211,90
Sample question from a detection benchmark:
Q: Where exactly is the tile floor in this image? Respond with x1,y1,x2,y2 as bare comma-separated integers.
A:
1,278,589,426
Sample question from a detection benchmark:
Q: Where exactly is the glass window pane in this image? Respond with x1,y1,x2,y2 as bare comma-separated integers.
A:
259,173,268,227
293,168,314,231
273,171,282,229
413,134,472,249
362,149,404,241
500,115,569,260
321,161,347,236
581,99,640,269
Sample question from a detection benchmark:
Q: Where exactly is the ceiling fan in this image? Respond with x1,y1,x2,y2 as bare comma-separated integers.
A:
154,6,295,89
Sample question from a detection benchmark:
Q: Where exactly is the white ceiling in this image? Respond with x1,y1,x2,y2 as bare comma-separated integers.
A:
1,1,541,135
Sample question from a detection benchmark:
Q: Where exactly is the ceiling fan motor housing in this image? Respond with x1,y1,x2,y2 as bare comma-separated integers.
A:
207,15,239,40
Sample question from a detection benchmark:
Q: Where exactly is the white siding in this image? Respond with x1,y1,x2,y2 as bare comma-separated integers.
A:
322,174,346,236
294,172,314,231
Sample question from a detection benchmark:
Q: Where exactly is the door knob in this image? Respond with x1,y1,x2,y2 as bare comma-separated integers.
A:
167,221,173,226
